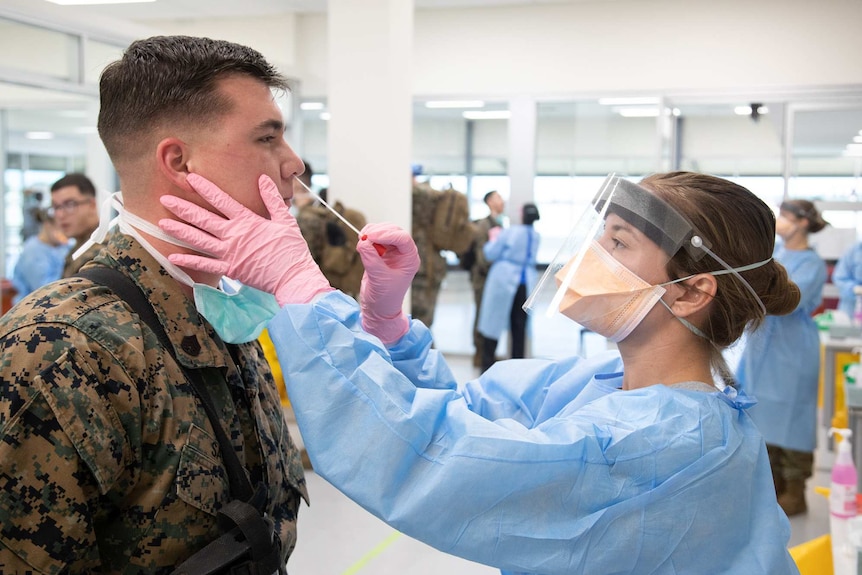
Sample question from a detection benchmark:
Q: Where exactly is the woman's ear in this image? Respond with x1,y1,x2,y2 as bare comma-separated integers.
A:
670,273,717,319
156,137,193,191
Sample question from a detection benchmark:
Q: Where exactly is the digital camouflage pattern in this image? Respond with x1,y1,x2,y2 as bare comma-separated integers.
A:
0,230,307,574
297,201,367,299
410,183,449,328
61,241,103,278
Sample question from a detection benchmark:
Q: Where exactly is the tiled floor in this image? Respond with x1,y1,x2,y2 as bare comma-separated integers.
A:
285,269,830,573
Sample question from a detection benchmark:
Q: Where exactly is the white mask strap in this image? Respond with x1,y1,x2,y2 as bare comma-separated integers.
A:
73,191,210,288
689,235,770,317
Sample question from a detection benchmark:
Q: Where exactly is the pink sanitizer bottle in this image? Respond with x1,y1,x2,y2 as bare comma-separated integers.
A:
829,427,858,575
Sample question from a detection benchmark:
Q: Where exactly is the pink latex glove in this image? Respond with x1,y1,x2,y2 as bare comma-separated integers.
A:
488,225,502,243
356,223,420,344
158,173,333,306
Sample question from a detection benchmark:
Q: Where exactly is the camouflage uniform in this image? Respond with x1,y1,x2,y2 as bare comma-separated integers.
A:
297,201,366,299
296,204,328,266
470,215,501,362
62,241,104,278
410,183,449,328
0,230,307,574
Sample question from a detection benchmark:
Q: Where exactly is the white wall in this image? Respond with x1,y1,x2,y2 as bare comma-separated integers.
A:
294,0,862,99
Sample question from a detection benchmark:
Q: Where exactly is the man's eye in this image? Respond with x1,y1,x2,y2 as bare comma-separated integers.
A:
260,135,276,143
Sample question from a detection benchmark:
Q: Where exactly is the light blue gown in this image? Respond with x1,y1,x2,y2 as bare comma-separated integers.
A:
478,224,539,340
736,246,827,452
268,292,799,575
11,236,70,304
832,241,862,318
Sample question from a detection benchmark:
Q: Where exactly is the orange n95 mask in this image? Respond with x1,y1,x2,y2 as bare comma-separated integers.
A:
555,240,666,342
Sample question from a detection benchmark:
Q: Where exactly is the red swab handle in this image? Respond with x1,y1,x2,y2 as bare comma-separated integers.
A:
361,235,387,256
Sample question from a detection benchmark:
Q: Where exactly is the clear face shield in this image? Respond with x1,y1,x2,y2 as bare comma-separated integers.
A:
524,175,770,343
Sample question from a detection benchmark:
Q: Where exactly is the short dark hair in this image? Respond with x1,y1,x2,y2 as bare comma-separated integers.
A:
98,35,288,165
299,160,314,187
51,173,96,197
522,202,540,225
483,191,498,204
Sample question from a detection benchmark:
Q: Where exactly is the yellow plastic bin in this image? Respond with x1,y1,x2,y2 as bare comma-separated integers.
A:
790,534,832,575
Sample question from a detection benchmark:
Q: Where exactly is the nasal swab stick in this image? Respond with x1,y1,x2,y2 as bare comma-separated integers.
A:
293,177,386,255
293,177,362,236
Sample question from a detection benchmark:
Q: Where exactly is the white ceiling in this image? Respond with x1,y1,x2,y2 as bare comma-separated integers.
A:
3,0,591,22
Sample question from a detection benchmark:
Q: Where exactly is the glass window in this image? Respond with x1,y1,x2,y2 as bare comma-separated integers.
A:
84,39,126,85
0,18,79,81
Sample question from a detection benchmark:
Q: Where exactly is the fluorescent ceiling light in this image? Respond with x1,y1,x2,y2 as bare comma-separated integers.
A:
853,135,862,143
598,97,659,106
26,131,54,140
615,107,659,118
426,100,485,109
300,102,325,111
463,110,510,120
320,112,331,121
46,0,156,4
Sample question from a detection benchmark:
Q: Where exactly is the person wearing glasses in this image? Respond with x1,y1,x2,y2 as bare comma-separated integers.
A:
49,173,101,277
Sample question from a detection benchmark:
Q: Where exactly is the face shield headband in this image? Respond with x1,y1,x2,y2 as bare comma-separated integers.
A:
524,175,771,340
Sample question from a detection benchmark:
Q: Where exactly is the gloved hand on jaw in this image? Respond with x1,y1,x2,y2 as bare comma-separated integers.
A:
356,223,420,344
158,173,333,306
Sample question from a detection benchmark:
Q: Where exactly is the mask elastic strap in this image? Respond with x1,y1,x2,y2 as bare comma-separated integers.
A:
658,298,710,339
75,191,202,288
72,191,121,260
689,235,770,317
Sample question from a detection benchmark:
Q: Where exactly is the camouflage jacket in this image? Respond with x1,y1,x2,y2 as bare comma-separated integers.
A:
0,230,307,574
62,241,103,278
470,215,500,291
297,201,366,298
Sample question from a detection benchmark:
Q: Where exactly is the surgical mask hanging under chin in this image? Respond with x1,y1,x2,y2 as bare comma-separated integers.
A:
78,192,280,344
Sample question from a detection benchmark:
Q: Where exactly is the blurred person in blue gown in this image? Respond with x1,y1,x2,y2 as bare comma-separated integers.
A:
477,202,540,372
833,236,862,319
11,208,69,304
736,199,828,516
159,171,802,575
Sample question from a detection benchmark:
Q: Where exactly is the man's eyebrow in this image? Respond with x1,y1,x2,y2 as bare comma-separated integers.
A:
256,119,286,132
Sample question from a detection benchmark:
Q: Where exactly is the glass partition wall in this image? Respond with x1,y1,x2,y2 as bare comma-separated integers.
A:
0,13,125,282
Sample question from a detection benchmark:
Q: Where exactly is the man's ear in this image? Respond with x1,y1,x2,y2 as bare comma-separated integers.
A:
156,137,193,191
670,273,717,319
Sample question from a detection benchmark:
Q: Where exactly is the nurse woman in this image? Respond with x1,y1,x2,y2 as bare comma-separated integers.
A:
736,199,828,516
159,171,802,575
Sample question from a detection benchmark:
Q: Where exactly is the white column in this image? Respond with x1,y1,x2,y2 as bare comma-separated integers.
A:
327,0,413,229
507,96,536,223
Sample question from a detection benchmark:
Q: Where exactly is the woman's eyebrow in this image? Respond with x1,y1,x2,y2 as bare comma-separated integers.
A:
607,222,639,239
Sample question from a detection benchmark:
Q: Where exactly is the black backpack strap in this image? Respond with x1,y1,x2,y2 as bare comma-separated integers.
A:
76,266,255,503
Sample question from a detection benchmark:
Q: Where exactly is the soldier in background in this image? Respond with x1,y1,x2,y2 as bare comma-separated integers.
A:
292,161,366,299
50,173,102,277
468,190,505,366
410,165,474,328
317,188,366,298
